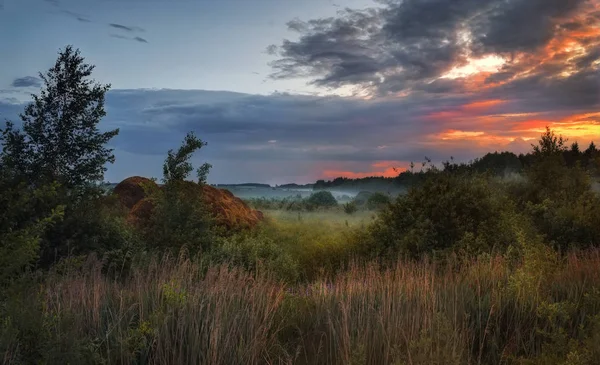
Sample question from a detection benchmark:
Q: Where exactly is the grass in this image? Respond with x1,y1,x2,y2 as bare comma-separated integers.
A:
4,246,600,364
254,210,375,281
261,208,376,226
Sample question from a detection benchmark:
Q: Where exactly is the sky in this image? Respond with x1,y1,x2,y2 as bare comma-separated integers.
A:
0,0,599,184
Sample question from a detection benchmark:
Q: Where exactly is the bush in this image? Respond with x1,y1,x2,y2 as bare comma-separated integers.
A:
306,191,338,209
343,201,358,215
368,171,534,260
353,191,373,206
0,175,65,285
366,192,391,210
209,232,300,283
138,181,216,255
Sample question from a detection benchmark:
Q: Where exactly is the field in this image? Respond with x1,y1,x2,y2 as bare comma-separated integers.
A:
6,158,600,364
4,208,600,365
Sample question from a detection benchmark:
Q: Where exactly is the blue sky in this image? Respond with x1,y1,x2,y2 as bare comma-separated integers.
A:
1,0,369,94
1,0,599,184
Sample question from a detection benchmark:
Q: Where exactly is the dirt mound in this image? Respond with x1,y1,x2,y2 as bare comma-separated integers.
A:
113,176,157,209
115,177,264,230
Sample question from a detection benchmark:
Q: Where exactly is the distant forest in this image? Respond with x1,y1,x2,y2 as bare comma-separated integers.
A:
313,144,600,192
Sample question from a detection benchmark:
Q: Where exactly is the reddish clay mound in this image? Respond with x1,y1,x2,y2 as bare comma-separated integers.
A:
113,176,157,209
115,177,264,230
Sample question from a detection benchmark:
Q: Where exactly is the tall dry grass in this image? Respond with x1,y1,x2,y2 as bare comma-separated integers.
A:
40,255,287,365
5,249,600,364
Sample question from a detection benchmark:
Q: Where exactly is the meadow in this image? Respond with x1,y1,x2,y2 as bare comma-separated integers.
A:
3,210,600,365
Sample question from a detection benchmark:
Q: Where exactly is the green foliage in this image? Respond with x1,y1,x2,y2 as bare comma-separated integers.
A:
343,201,358,215
471,151,523,175
162,131,211,183
517,128,600,250
0,45,125,268
306,190,338,208
0,177,65,286
0,45,119,189
209,232,300,282
139,180,216,255
366,191,391,210
368,171,532,259
137,133,216,255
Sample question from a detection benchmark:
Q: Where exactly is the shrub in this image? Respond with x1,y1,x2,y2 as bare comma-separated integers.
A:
0,177,65,285
366,192,391,210
367,171,534,259
209,232,300,283
306,190,338,209
343,201,358,215
139,180,216,255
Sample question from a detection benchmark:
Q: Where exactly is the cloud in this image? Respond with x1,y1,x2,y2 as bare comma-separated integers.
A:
1,86,598,184
108,23,148,43
110,34,149,44
61,10,91,22
268,0,600,105
11,76,42,88
109,23,145,33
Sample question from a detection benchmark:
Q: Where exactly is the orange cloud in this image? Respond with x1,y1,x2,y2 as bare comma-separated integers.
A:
430,110,600,152
438,130,485,140
425,98,507,121
322,161,409,179
462,99,505,111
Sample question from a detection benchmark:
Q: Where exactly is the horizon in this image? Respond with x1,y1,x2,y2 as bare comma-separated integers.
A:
1,0,599,185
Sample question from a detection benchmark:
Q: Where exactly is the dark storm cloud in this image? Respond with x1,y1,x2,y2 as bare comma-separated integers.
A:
11,76,42,88
109,23,145,33
268,0,598,101
133,36,148,43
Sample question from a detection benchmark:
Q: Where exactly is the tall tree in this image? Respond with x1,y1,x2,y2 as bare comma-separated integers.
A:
0,46,123,266
0,45,119,189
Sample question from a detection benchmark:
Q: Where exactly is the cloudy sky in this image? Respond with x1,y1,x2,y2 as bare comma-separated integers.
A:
1,0,599,184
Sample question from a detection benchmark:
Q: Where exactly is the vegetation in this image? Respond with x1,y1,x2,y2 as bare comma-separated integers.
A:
2,46,600,364
305,190,338,209
343,201,358,215
247,191,340,212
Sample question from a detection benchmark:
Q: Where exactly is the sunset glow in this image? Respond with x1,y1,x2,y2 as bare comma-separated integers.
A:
441,55,506,80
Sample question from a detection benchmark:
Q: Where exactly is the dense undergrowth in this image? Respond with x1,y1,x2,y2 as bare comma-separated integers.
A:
3,46,600,364
3,248,600,364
